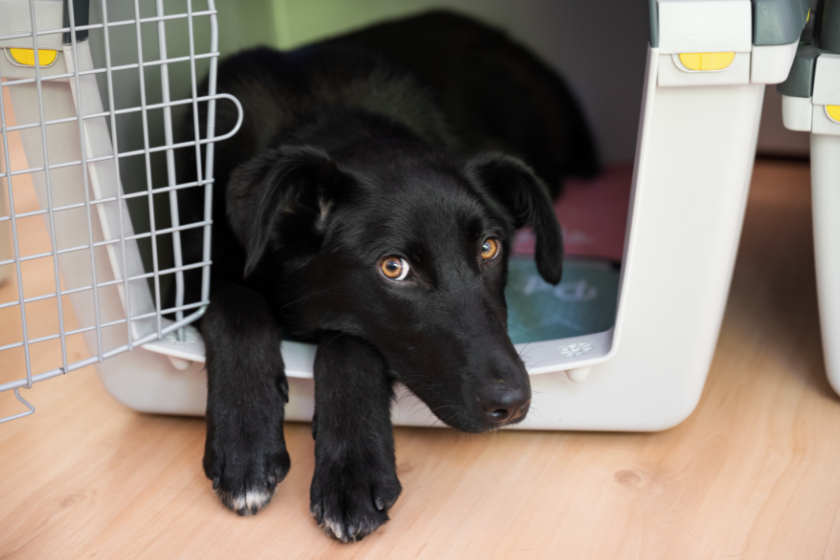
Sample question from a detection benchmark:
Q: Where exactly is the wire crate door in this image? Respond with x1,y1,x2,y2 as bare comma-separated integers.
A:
0,0,241,422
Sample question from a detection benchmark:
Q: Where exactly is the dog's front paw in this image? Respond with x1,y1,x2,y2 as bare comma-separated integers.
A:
310,455,402,543
203,420,290,516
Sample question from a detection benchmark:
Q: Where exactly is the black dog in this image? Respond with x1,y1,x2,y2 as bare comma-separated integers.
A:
176,10,597,542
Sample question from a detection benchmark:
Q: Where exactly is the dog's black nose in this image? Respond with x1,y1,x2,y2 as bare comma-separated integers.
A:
478,386,530,424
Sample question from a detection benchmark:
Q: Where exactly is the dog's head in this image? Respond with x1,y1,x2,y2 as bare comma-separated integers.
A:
227,141,562,432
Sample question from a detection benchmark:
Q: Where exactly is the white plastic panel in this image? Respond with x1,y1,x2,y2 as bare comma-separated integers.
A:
777,44,840,400
751,41,799,84
812,54,840,107
810,134,840,395
0,0,63,50
782,94,813,131
812,103,840,136
657,0,752,54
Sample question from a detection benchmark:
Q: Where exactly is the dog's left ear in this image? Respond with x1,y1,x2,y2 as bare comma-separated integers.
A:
466,153,563,285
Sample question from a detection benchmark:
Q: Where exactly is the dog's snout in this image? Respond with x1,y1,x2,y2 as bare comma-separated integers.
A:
477,385,531,425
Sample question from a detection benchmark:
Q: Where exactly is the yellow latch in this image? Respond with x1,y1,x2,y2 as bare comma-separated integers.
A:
8,48,58,67
679,52,736,71
827,105,840,124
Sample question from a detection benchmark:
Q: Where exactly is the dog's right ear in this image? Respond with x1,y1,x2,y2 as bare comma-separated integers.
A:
466,152,564,285
227,145,352,277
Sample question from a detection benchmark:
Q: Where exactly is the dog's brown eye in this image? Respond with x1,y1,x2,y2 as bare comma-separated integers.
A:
380,257,410,281
481,238,500,261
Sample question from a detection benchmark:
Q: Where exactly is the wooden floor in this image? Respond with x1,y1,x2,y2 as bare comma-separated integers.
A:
2,159,839,559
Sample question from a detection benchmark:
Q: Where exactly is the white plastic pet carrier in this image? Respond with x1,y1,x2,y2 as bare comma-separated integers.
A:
0,0,816,430
778,0,840,396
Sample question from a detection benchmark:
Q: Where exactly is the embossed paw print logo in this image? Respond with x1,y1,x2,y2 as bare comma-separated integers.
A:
560,342,595,358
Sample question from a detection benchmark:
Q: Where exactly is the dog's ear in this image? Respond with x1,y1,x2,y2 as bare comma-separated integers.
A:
466,152,563,285
227,145,352,277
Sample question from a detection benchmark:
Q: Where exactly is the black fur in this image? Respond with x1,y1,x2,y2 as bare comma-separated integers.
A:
310,332,401,542
201,284,290,515
176,10,595,542
321,10,600,188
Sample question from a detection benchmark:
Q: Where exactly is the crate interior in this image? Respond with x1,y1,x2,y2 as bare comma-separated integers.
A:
99,1,647,346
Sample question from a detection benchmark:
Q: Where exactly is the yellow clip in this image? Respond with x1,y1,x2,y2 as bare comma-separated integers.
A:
827,105,840,124
8,47,58,67
679,52,735,71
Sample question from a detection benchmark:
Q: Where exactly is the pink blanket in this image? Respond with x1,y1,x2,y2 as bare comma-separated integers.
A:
512,163,633,263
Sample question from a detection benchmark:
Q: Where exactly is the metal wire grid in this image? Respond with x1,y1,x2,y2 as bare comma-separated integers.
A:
0,0,242,423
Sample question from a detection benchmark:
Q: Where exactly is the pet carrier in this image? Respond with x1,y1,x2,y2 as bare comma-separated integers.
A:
0,0,811,430
778,0,840,395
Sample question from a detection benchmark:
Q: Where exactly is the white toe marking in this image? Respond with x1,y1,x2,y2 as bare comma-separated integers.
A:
325,518,344,540
226,488,271,513
246,489,271,510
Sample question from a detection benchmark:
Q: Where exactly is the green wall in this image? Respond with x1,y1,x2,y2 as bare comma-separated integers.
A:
271,0,439,48
216,0,278,55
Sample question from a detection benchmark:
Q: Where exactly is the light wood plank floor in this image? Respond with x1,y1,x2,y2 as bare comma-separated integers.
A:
1,158,838,560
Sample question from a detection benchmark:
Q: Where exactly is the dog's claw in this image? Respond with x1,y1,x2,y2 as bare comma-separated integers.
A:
311,502,323,524
310,458,401,543
331,521,344,541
